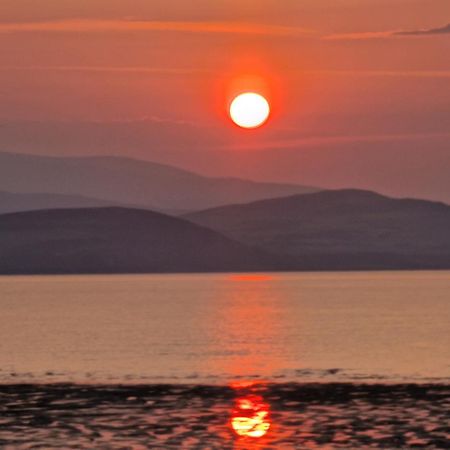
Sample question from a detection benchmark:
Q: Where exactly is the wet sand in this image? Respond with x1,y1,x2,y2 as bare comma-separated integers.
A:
1,383,449,449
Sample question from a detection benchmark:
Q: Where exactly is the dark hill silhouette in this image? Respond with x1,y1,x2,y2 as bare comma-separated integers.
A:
0,191,119,215
0,207,285,275
0,152,318,213
185,189,450,270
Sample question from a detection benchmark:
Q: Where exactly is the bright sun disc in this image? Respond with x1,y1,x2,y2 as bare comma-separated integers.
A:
230,93,270,129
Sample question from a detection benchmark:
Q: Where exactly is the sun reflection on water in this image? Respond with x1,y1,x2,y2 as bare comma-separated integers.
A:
231,394,271,438
229,380,272,444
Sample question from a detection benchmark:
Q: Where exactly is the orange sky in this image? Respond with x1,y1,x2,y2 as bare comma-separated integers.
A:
1,0,449,201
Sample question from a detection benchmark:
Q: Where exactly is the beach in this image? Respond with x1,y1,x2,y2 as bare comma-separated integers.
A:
1,272,449,448
1,382,449,448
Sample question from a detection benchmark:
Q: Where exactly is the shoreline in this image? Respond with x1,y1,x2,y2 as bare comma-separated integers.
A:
1,267,450,277
1,382,449,448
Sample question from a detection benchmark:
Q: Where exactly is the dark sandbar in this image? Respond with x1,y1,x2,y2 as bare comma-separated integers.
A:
0,383,449,448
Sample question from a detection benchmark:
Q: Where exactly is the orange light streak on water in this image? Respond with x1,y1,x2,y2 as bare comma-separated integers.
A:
231,394,271,438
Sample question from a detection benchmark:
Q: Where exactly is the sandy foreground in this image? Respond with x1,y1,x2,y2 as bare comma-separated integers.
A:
0,383,449,449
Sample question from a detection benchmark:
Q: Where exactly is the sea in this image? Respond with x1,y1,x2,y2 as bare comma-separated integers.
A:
1,271,449,448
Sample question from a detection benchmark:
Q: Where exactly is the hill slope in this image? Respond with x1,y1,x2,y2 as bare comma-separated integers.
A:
0,207,286,275
0,191,119,215
0,152,318,213
185,190,450,270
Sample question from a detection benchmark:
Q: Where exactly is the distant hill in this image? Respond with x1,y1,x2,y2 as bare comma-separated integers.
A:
0,152,318,213
0,191,118,215
0,207,285,275
185,189,450,270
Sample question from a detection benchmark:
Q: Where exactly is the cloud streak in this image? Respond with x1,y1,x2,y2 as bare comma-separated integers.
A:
395,23,450,36
3,66,450,79
325,23,450,40
0,65,208,75
225,132,450,152
302,70,450,78
3,18,447,42
0,19,312,37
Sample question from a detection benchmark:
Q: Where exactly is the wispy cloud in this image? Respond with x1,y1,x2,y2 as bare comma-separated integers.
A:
0,19,312,37
225,132,450,151
0,65,208,75
325,23,450,40
87,115,203,127
3,66,450,79
395,23,450,36
324,31,393,41
301,70,450,78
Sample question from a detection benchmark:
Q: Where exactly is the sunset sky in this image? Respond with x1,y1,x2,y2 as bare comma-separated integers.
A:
1,0,449,202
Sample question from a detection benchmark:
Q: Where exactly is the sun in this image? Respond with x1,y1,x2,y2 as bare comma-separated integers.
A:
229,93,270,129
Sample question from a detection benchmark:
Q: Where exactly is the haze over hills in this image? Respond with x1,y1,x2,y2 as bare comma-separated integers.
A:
185,189,450,270
0,191,120,215
1,190,449,274
0,207,285,275
1,150,448,272
0,152,319,213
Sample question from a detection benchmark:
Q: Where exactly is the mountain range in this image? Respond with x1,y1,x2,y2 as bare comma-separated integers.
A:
185,189,450,270
0,152,318,214
0,190,448,274
0,207,283,275
0,151,449,274
0,191,118,216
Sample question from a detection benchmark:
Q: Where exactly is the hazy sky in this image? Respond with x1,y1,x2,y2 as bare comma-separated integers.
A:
1,0,449,201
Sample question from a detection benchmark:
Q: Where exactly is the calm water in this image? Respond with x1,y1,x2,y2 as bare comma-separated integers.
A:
0,271,449,384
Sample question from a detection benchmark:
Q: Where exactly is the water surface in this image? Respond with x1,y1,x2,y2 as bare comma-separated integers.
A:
1,271,448,384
